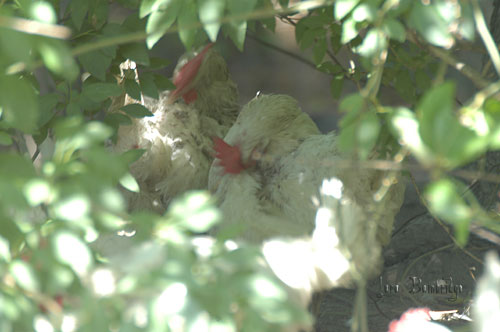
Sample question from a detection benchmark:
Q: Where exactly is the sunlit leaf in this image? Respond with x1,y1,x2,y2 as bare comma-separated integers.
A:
119,172,140,193
53,231,93,276
334,0,360,21
198,0,225,41
30,1,56,24
23,179,51,206
409,2,454,48
54,194,90,221
10,260,39,292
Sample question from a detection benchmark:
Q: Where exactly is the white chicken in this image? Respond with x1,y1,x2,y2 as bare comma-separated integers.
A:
110,44,239,213
208,93,405,331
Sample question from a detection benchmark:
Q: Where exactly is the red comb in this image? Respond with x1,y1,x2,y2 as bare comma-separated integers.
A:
213,137,245,174
169,43,214,104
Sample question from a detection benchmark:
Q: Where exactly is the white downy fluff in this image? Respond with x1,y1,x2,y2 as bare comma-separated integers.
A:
208,94,405,312
110,46,239,213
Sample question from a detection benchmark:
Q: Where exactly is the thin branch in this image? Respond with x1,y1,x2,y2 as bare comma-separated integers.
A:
246,32,318,70
409,173,483,265
472,0,500,78
407,31,491,89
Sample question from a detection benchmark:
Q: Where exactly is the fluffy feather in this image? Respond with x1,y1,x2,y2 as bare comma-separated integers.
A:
111,45,239,213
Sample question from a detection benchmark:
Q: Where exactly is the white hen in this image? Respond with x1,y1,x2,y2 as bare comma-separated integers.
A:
208,94,405,331
110,44,239,213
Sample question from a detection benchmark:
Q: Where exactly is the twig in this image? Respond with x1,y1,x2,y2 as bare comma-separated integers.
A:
246,32,318,70
472,0,500,78
409,173,483,265
407,31,491,89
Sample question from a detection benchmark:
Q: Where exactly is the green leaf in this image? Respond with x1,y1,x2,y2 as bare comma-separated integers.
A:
153,73,176,91
170,191,220,232
140,72,160,99
78,51,112,81
119,172,140,192
352,3,376,22
23,179,51,206
198,0,225,41
394,69,415,103
30,1,56,24
409,2,453,48
105,113,133,128
330,76,344,100
0,131,12,145
341,18,358,44
178,1,199,49
120,43,150,66
69,0,89,30
149,57,171,69
382,18,406,42
356,111,380,159
339,93,364,113
54,194,91,222
82,83,123,102
334,0,360,21
312,38,327,64
389,107,433,165
38,93,59,127
125,78,142,101
225,0,258,50
355,28,387,58
10,260,39,292
121,103,153,118
53,231,93,276
39,40,79,81
89,0,109,29
146,0,182,48
0,75,38,133
425,178,471,226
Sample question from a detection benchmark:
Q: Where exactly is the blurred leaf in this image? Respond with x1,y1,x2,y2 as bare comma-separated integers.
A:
53,231,93,276
352,3,376,22
0,131,13,145
121,43,150,66
78,51,113,81
178,1,198,49
54,194,91,222
38,93,59,127
198,0,225,42
23,179,51,206
334,0,360,21
70,0,89,30
82,83,123,103
146,0,182,48
120,172,140,193
341,18,358,44
0,75,38,133
10,260,39,292
382,18,406,42
312,38,327,64
39,40,79,82
225,0,257,50
425,178,471,244
153,73,176,91
394,69,415,103
89,0,109,29
29,1,56,24
149,57,171,70
409,2,453,48
389,107,433,165
124,78,142,101
121,103,153,118
355,28,387,58
141,72,160,99
330,76,344,100
339,93,364,113
170,191,220,232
